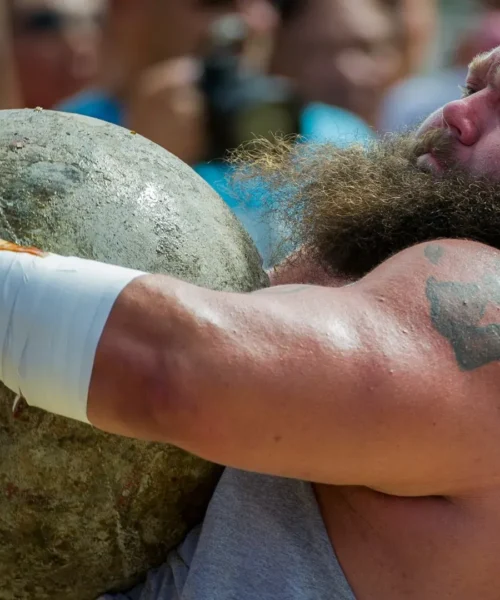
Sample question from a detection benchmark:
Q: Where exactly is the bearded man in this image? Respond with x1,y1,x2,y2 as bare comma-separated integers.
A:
4,46,500,600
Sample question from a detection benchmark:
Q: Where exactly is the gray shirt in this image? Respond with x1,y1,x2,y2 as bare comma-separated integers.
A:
101,469,355,600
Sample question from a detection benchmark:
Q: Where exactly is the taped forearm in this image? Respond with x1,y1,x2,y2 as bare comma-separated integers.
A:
0,243,145,422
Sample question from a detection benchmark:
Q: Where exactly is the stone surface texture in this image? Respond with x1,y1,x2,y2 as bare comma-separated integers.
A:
0,110,266,600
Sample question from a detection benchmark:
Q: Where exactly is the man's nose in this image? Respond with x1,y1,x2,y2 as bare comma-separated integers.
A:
442,98,480,146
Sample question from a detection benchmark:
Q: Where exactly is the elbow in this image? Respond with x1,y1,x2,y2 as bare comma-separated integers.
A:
144,348,202,448
91,339,194,445
146,349,229,464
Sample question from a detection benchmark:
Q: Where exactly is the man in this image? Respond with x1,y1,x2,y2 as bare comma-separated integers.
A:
7,44,500,600
8,0,105,108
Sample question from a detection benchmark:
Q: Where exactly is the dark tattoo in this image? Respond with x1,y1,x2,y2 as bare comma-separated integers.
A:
424,244,445,266
426,274,500,371
254,284,313,296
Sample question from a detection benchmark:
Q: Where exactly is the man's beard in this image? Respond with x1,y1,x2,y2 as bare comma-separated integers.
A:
231,131,500,278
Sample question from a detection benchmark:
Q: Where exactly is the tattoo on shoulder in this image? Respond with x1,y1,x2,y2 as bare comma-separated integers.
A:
426,272,500,371
424,244,445,266
254,284,313,296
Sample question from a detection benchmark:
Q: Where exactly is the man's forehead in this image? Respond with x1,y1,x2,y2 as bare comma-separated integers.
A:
468,47,500,79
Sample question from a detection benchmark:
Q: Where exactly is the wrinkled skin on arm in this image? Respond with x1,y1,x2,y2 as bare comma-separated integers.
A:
89,239,500,498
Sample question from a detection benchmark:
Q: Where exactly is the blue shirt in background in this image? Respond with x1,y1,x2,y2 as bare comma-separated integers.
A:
59,91,374,266
60,90,125,126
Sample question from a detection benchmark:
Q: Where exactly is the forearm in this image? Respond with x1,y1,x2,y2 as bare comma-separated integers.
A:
0,243,221,444
88,274,270,451
0,243,370,480
89,275,374,482
0,240,489,494
85,261,469,493
87,274,193,441
88,276,319,463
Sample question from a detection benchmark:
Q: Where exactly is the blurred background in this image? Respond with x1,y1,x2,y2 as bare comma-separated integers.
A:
0,0,497,265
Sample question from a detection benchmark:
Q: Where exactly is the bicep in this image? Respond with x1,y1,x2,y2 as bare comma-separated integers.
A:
169,241,500,496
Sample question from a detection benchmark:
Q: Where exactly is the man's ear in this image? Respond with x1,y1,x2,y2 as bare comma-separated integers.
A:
237,0,280,35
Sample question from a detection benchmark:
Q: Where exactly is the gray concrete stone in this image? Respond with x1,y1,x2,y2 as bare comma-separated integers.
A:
0,109,267,600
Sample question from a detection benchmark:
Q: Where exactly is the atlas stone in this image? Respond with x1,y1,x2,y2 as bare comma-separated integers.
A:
0,109,267,600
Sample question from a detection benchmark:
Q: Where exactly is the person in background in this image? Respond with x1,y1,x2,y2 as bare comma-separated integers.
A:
11,45,500,600
379,1,500,133
265,0,402,129
198,0,392,260
197,0,400,266
7,0,105,109
60,0,396,266
242,0,436,134
384,0,437,83
59,0,235,165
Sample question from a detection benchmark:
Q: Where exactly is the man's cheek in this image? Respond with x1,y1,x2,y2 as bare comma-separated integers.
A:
475,154,500,180
468,136,500,179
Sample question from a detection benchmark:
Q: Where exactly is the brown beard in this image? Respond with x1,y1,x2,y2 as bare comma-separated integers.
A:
230,131,500,278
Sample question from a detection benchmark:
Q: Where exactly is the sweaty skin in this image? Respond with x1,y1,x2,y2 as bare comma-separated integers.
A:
85,238,500,600
0,44,487,600
272,242,500,600
83,47,500,600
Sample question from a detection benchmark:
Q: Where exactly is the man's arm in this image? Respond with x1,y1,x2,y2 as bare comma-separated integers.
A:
88,239,500,497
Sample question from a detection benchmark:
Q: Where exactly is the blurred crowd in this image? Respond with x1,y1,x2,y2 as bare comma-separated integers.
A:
0,0,498,264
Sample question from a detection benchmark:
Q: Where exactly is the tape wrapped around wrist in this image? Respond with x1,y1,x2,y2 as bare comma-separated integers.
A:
0,249,145,423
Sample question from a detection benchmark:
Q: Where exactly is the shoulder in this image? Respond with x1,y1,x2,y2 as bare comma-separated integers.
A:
359,240,500,374
365,239,500,282
260,240,500,494
271,240,499,288
360,239,500,315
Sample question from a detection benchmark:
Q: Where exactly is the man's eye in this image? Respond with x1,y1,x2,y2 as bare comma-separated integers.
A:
460,85,477,98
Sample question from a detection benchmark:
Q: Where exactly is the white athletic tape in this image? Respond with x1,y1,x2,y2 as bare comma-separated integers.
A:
0,246,144,423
